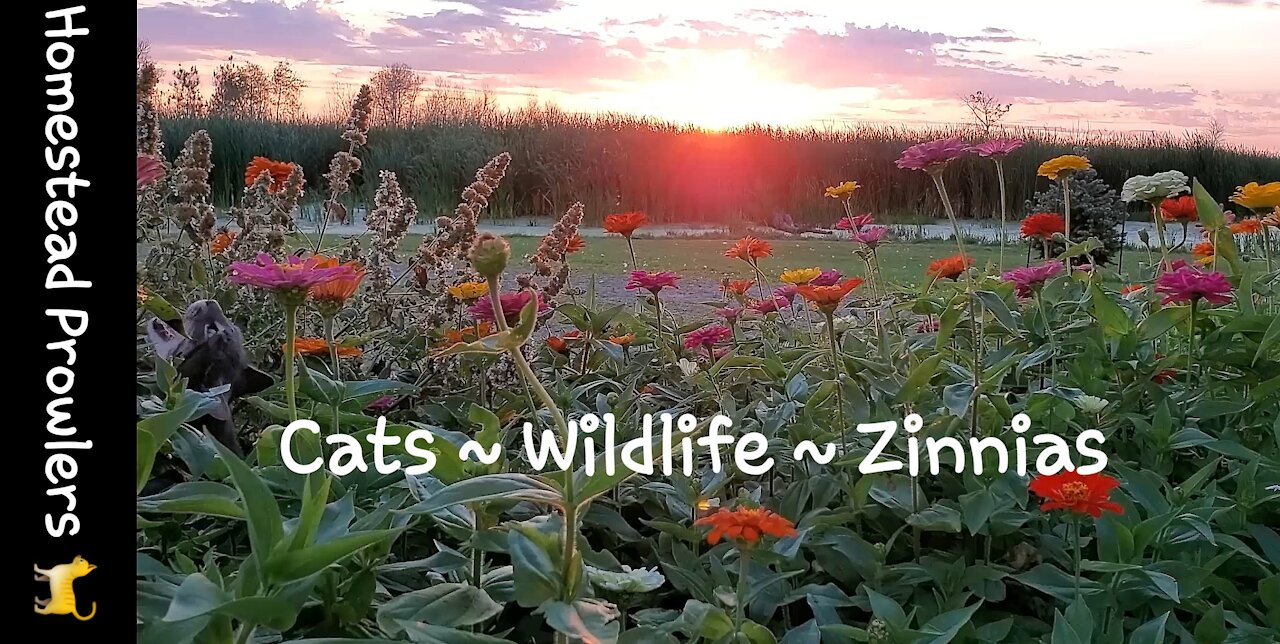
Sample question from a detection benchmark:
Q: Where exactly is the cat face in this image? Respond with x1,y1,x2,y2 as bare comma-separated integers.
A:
70,556,96,576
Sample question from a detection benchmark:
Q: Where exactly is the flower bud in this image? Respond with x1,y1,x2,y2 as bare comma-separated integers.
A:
469,233,510,278
1138,229,1150,243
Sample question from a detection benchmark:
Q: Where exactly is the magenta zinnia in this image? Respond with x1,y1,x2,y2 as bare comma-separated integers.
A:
773,285,798,303
227,253,357,294
751,296,788,314
853,225,889,247
137,154,165,189
970,138,1024,158
809,269,844,287
684,325,732,351
835,213,875,231
626,270,681,295
1001,261,1064,297
468,290,548,324
895,136,969,172
1154,266,1233,305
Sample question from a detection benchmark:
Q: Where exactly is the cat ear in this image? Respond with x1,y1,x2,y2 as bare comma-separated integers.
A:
147,318,190,360
235,367,274,397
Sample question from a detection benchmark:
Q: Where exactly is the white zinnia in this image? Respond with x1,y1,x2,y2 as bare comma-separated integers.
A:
678,358,699,376
1121,171,1189,203
1074,395,1110,414
586,565,665,593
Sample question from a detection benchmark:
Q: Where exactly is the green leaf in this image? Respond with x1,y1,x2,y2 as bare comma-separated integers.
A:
137,481,245,518
402,474,563,515
1254,314,1280,367
863,587,907,631
137,429,157,495
508,527,561,607
543,599,620,644
211,439,283,581
437,294,538,356
1089,285,1133,337
1140,307,1189,341
917,600,983,644
398,623,512,643
286,474,331,551
1192,603,1226,644
1013,564,1102,602
163,573,298,631
265,529,398,583
897,354,944,404
975,290,1020,335
376,583,503,636
1128,612,1169,644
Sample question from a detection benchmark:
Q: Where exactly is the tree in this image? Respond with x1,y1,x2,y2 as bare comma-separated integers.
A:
167,65,205,118
369,63,423,128
137,39,160,104
1024,168,1125,265
962,90,1011,135
268,61,306,122
210,58,270,120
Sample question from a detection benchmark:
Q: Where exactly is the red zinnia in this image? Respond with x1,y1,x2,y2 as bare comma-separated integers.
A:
694,506,797,546
1021,213,1066,240
1029,470,1124,518
565,234,586,253
1159,195,1198,223
796,278,863,314
725,237,773,262
603,212,648,237
927,254,974,281
546,336,570,355
724,279,755,296
245,156,296,193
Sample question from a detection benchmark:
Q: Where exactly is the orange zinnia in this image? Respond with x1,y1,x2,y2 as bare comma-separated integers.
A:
566,234,586,253
287,337,362,358
724,279,755,296
1229,218,1263,235
694,506,797,546
1159,195,1198,223
309,259,365,304
210,231,237,255
1120,284,1144,295
603,212,648,237
609,333,635,346
443,322,495,346
1028,470,1123,518
796,278,863,314
244,156,296,193
725,236,773,262
546,336,570,355
1020,213,1066,240
927,254,974,280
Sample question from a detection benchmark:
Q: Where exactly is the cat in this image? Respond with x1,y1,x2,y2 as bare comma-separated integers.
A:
34,556,96,620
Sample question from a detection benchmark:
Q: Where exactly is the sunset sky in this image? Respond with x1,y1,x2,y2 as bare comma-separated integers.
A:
137,0,1280,150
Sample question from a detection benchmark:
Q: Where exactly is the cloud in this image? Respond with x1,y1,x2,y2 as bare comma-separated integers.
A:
137,0,360,62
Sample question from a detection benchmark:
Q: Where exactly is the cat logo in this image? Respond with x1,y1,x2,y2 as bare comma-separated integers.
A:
34,556,96,620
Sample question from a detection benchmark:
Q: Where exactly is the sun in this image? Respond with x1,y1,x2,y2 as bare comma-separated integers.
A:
630,50,817,130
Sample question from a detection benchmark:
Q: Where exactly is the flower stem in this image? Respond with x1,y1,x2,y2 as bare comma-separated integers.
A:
323,314,341,436
1150,201,1170,267
825,310,847,459
1061,178,1073,246
735,548,751,637
1187,299,1197,389
996,159,1008,270
1036,291,1058,384
1072,514,1082,600
283,302,299,422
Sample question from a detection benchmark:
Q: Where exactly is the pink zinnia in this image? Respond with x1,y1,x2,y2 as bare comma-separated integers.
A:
773,285,798,303
895,136,970,172
684,325,732,351
365,395,398,413
1001,261,1064,297
717,306,742,322
1155,266,1233,306
468,290,549,324
810,269,844,287
853,226,889,247
751,296,788,314
138,154,165,189
227,253,357,293
970,138,1025,158
626,271,681,294
835,214,875,231
916,318,941,333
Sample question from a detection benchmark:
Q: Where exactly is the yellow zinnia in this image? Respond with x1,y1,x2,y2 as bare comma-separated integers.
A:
824,181,859,199
1231,182,1280,211
780,267,822,284
448,280,489,300
1037,155,1092,181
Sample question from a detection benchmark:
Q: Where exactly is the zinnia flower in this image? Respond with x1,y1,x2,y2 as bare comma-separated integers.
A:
927,254,973,281
609,333,635,346
824,181,859,199
683,325,732,351
895,136,969,172
287,337,362,358
309,257,365,305
565,234,586,253
797,278,863,314
1029,470,1123,518
694,506,797,546
448,280,490,301
1036,155,1091,181
1154,266,1233,305
835,214,875,231
969,138,1024,158
244,156,296,192
915,318,940,333
1120,171,1189,203
1074,395,1109,414
468,291,548,324
442,322,495,346
209,231,237,255
773,285,798,303
1120,284,1145,296
717,306,742,322
365,395,398,414
227,253,358,296
586,565,665,593
1229,219,1263,235
546,336,570,355
1160,195,1198,223
750,296,787,314
725,236,773,262
1192,241,1215,265
603,212,648,237
1020,213,1066,240
1001,261,1063,297
626,271,680,295
137,154,165,189
809,269,844,287
1231,182,1280,210
853,225,889,247
723,279,755,296
780,268,822,285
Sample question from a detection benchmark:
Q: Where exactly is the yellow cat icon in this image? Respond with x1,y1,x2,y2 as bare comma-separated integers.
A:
34,556,96,620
